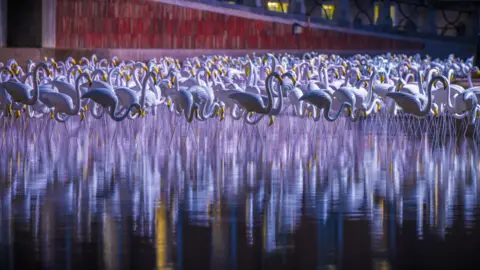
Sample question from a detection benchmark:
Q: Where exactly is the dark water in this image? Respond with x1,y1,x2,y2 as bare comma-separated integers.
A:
1,116,480,270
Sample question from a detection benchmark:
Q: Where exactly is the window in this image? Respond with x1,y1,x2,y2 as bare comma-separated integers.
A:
322,4,335,20
267,2,289,13
374,2,397,26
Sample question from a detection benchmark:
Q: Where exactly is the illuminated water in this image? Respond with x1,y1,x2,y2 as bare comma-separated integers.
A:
1,115,480,270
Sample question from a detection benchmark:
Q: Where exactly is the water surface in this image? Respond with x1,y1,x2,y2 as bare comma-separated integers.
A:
1,116,480,270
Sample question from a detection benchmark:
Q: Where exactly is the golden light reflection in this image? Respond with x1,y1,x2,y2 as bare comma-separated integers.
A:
156,202,169,270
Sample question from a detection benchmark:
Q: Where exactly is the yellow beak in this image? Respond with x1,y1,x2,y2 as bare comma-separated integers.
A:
83,105,88,111
80,111,86,121
50,112,55,119
167,99,172,106
15,110,21,119
268,116,274,126
433,108,439,116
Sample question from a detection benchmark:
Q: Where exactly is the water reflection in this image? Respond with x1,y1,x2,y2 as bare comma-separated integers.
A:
1,118,480,269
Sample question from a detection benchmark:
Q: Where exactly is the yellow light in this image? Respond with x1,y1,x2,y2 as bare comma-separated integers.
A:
267,2,289,13
322,4,335,20
374,3,396,25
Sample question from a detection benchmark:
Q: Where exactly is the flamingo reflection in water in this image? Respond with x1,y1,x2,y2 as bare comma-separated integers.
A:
0,117,479,268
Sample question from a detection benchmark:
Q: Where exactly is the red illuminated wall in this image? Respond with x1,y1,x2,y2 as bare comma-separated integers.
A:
55,0,424,51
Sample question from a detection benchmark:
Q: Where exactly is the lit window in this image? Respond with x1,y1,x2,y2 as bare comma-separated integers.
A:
322,4,335,20
374,2,397,26
267,2,289,13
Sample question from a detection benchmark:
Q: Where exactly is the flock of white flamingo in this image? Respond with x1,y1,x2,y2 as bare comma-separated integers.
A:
0,52,479,129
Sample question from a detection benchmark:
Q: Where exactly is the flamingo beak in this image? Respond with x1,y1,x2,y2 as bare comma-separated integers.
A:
476,111,480,120
167,99,171,106
362,110,367,118
292,77,297,85
249,111,254,118
268,115,274,126
306,73,311,79
153,76,157,84
308,110,312,118
141,110,146,117
220,113,225,121
377,103,381,112
15,110,21,119
71,59,77,65
154,67,159,74
341,69,346,76
363,81,368,88
7,68,14,77
442,81,448,89
433,108,439,116
356,74,361,81
88,77,93,86
334,71,339,79
215,108,220,117
380,75,385,83
23,105,26,112
80,111,86,121
102,75,108,82
347,107,352,116
207,71,212,79
83,105,88,111
50,112,55,119
396,83,403,92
